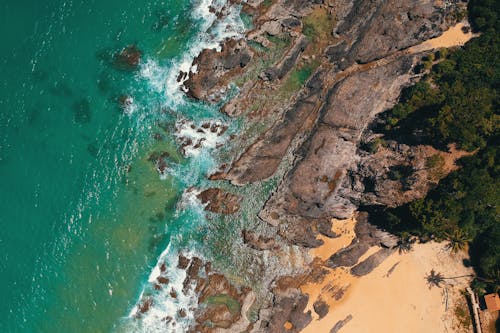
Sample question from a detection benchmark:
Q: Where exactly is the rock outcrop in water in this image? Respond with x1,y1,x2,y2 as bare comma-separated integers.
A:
178,0,470,331
113,45,142,71
197,188,241,215
184,39,253,101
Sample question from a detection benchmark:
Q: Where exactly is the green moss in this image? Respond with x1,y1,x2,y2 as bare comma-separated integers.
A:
266,33,291,49
302,8,335,42
425,154,445,169
280,61,319,96
262,0,273,8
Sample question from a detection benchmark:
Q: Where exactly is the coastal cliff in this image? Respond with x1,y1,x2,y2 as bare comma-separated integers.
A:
171,0,480,331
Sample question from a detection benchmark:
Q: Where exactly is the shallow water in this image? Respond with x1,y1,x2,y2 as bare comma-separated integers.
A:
0,0,245,331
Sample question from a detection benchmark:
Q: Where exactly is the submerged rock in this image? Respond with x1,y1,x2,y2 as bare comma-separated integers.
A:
72,98,91,124
113,45,141,71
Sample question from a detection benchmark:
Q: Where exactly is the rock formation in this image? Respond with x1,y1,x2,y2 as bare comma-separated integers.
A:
174,0,470,331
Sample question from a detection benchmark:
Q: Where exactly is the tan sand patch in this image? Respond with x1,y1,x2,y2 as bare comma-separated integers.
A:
301,241,474,333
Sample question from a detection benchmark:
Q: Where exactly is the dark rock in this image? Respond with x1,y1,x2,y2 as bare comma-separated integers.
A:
330,314,353,333
264,293,312,332
264,36,309,81
313,299,329,319
72,98,91,124
178,254,190,269
113,45,141,71
197,188,241,215
157,276,169,284
138,297,153,314
183,39,253,101
278,219,324,248
282,17,301,29
327,240,370,268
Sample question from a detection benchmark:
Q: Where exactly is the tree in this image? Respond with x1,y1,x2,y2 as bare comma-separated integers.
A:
446,228,472,253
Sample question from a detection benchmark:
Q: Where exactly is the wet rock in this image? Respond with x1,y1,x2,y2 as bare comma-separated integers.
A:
113,45,141,71
147,151,170,176
178,254,190,269
186,257,203,283
184,39,253,101
137,297,153,315
197,188,241,215
157,276,169,284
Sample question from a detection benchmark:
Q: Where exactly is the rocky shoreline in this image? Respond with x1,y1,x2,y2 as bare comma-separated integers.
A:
166,0,474,331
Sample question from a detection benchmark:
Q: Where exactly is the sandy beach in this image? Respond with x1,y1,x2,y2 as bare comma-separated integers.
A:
411,22,478,52
300,218,474,333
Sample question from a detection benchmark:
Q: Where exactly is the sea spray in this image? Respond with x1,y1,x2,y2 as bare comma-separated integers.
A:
120,0,246,331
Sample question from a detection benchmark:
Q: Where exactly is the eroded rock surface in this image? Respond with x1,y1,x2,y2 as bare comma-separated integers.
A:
260,55,418,236
197,188,241,215
172,0,468,331
184,39,253,101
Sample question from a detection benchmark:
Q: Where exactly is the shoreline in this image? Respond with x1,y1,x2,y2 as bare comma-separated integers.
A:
300,218,474,333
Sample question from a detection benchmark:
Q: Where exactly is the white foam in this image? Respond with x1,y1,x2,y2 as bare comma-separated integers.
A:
127,0,245,331
128,246,202,333
174,118,228,157
135,0,244,111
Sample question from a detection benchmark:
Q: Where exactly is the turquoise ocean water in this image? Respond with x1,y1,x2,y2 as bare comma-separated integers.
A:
0,0,245,331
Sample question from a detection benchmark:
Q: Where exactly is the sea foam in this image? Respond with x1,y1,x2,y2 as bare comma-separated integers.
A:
124,0,245,331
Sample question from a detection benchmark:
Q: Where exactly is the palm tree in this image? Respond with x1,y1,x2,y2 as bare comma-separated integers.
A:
426,269,445,289
397,236,414,254
445,228,472,253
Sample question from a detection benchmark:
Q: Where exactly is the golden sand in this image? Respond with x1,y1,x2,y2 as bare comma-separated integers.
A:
300,218,474,333
411,22,477,53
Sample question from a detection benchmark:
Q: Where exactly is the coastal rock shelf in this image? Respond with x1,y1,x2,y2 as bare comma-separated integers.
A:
174,0,478,331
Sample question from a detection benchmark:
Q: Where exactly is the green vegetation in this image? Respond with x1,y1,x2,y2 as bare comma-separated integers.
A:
261,0,273,8
379,15,499,151
280,60,319,96
302,8,335,42
360,137,386,153
368,0,499,291
454,300,473,330
425,154,446,180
